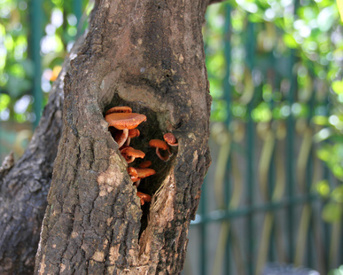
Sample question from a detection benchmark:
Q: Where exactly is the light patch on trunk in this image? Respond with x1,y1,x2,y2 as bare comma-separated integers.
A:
151,173,176,223
97,151,124,197
192,150,198,168
103,239,109,249
187,132,196,140
107,266,115,274
60,263,66,272
109,244,120,265
37,255,46,275
139,172,176,257
92,251,105,262
107,217,113,226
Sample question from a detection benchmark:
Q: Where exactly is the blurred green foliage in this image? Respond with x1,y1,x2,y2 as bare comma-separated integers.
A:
0,0,91,123
203,0,343,224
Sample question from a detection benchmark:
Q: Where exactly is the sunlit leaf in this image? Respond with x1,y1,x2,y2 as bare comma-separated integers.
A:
283,33,298,49
337,0,343,20
252,102,272,122
0,93,11,111
315,180,330,198
313,116,328,126
317,146,331,162
332,80,343,95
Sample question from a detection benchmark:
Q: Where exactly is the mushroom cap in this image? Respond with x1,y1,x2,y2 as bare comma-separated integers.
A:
163,133,178,146
105,106,132,115
127,167,138,177
139,160,152,168
128,128,140,138
120,147,145,158
105,113,147,130
135,168,156,178
136,192,151,205
149,139,169,150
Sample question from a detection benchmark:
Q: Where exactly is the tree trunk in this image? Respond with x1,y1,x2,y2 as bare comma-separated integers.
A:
0,34,86,274
1,0,218,273
35,0,212,273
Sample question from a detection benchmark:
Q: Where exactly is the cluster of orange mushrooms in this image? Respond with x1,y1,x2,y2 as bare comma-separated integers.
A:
105,106,178,206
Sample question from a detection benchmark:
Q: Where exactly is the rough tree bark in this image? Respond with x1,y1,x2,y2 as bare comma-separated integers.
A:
0,34,85,274
0,0,222,273
35,0,213,273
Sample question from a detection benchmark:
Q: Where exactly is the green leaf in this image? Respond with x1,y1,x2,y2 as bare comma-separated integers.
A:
283,33,298,49
0,94,11,112
315,180,330,198
332,185,343,203
338,0,343,22
332,80,343,95
322,202,342,223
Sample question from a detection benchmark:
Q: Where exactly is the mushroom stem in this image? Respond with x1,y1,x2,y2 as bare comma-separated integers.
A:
133,179,141,187
116,129,128,148
125,137,131,147
156,148,170,161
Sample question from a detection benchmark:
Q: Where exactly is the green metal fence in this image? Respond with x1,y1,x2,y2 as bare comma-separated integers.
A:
0,0,86,160
187,2,343,275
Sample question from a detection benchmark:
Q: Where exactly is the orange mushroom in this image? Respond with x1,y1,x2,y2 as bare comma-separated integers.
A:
105,106,132,115
127,167,138,177
127,167,140,182
139,160,152,168
136,191,151,205
127,167,156,186
163,133,178,146
149,139,171,161
129,128,140,138
135,167,156,178
120,147,145,163
105,112,146,148
125,128,140,147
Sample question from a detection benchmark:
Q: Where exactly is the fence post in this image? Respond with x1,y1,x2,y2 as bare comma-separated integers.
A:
29,0,43,128
73,0,83,37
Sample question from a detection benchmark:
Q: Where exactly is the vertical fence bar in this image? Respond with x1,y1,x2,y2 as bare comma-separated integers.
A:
306,70,315,269
286,0,299,262
286,47,296,263
321,96,333,271
199,182,207,275
268,140,276,263
267,53,277,264
29,0,43,127
224,4,232,126
73,0,83,37
223,5,232,274
245,21,255,275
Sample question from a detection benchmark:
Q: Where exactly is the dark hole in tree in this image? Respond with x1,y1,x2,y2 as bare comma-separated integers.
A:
104,95,178,238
